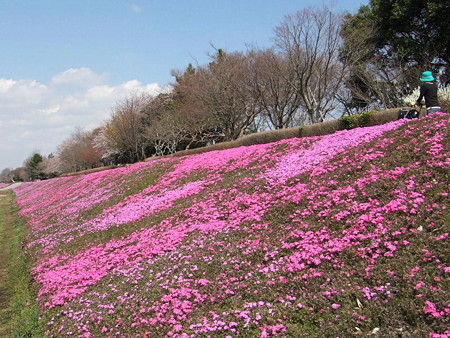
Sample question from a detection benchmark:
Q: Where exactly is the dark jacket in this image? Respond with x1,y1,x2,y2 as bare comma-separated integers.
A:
417,82,440,107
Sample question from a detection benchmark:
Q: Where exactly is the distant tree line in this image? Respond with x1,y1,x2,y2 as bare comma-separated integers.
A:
1,1,448,182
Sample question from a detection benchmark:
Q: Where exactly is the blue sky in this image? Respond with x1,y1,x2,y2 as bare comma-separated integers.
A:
0,0,367,170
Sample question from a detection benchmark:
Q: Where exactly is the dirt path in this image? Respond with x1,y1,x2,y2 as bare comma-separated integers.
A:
0,192,14,336
0,182,23,192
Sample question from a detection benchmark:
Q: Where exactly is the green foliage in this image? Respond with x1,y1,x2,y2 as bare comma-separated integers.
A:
340,111,374,129
341,0,450,113
351,0,449,84
372,0,449,68
25,153,44,181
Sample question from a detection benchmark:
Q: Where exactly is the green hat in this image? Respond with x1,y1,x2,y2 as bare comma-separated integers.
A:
420,71,434,81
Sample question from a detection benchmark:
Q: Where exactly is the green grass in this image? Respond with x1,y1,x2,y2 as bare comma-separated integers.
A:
0,192,42,337
0,193,13,337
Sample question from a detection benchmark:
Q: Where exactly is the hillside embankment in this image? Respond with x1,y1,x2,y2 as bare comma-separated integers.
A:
5,113,450,337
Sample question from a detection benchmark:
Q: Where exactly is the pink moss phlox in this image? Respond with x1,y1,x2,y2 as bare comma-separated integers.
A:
11,114,450,336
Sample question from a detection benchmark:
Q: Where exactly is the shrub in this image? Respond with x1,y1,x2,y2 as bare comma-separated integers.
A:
340,111,376,129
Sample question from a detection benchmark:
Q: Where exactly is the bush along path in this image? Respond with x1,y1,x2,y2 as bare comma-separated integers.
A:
11,113,450,337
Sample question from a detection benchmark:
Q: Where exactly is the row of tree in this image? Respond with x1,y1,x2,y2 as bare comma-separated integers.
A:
1,1,448,181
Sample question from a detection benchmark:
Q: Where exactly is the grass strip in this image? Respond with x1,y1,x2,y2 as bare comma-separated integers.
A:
0,191,42,337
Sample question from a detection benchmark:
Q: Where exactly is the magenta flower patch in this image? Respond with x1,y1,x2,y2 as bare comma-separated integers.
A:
13,113,450,337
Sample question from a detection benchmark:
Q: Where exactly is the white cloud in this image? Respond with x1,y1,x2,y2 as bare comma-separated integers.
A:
0,68,169,169
86,85,115,100
51,67,106,87
0,78,49,108
0,79,16,93
38,106,61,115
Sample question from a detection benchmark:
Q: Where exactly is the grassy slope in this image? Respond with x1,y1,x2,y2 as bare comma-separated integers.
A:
10,113,450,337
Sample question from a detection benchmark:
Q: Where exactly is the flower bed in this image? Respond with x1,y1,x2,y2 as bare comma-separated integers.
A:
14,113,450,337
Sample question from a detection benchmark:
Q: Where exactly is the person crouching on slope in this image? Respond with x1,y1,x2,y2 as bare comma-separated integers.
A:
414,71,441,115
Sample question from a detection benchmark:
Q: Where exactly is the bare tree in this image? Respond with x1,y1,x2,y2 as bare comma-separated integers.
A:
0,168,14,183
174,50,263,141
248,48,304,129
57,128,103,173
146,113,184,156
98,93,153,163
140,94,183,156
40,155,60,178
172,67,224,145
140,90,224,156
274,6,348,124
12,167,27,182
